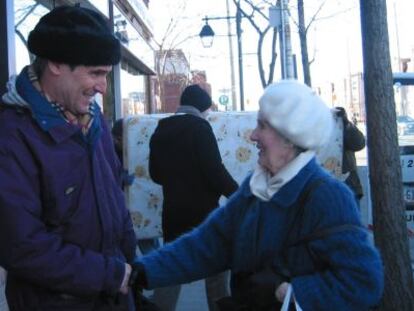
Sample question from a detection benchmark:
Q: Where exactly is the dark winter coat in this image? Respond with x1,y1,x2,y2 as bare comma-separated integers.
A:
0,68,137,310
342,118,366,199
149,114,238,242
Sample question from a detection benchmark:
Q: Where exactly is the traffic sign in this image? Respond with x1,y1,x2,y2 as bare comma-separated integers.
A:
218,95,229,106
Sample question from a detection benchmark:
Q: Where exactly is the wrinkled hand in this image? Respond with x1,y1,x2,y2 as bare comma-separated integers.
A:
119,263,132,295
275,282,290,303
247,266,289,308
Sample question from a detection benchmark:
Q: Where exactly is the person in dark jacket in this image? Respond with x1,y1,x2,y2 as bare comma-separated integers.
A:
0,6,137,310
336,107,366,204
148,85,238,311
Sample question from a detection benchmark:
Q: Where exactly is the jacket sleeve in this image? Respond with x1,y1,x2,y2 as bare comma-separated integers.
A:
343,120,366,152
137,187,245,288
194,122,238,197
0,139,125,297
291,181,383,310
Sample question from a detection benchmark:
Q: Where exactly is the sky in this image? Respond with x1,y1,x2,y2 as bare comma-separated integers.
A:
149,0,414,111
12,0,414,112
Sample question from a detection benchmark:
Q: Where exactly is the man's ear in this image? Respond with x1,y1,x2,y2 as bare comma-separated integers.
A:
47,61,63,76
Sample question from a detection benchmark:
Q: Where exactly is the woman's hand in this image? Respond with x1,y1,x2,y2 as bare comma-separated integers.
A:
275,282,290,302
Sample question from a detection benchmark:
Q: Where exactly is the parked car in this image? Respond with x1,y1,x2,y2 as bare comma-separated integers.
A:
397,115,414,135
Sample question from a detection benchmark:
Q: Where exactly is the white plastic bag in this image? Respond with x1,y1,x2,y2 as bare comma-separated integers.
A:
280,284,303,311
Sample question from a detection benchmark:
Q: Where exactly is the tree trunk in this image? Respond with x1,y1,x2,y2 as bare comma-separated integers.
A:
359,0,414,309
297,0,311,86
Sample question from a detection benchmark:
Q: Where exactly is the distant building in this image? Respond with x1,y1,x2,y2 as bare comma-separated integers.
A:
155,49,190,112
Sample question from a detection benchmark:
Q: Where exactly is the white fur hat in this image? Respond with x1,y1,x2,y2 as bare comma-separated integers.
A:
259,80,334,150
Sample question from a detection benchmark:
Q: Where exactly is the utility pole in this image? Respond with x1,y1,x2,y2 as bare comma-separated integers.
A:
235,0,245,110
225,0,238,111
278,0,294,79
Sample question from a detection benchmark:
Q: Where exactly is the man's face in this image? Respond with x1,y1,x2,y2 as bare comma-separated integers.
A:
55,64,112,115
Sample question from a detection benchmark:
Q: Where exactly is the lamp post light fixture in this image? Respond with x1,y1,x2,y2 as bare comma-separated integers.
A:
199,21,215,48
199,10,245,111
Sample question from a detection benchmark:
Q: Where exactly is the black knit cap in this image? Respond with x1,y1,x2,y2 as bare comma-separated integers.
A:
28,5,120,66
180,85,212,113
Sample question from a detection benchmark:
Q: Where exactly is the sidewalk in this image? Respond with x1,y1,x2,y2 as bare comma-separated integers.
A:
144,280,209,311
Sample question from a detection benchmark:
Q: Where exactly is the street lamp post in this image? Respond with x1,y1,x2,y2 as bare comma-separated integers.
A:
269,0,294,79
199,8,245,111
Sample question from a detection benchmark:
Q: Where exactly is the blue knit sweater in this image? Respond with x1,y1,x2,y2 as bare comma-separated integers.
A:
139,158,383,310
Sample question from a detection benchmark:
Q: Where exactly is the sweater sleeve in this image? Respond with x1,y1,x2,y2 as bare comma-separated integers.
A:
194,122,238,197
291,180,383,310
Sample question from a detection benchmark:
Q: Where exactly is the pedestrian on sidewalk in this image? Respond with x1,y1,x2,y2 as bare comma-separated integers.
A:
148,85,238,311
130,80,383,311
0,5,137,310
335,107,366,206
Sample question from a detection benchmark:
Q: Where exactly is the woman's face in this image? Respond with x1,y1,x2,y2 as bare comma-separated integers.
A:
250,114,297,175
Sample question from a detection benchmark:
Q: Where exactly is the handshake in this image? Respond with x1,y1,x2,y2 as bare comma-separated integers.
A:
120,262,161,310
120,262,146,294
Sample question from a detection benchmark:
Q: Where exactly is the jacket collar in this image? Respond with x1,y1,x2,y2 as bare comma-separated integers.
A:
15,67,101,145
241,158,324,207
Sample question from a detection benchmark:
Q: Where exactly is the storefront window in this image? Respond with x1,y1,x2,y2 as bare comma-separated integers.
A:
113,5,153,116
14,0,48,73
113,5,154,71
120,69,146,116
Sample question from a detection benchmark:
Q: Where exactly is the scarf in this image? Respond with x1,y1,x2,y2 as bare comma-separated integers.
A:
176,105,205,119
27,66,94,135
249,150,316,201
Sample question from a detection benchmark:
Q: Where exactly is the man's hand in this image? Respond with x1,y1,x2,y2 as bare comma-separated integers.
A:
119,263,132,294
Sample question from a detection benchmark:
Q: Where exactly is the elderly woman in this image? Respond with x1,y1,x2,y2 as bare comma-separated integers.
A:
131,80,383,310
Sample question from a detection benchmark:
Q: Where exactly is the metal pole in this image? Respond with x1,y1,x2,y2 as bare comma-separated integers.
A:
0,0,16,95
279,1,286,78
226,0,238,111
279,0,294,79
235,2,245,110
283,0,294,79
109,0,122,119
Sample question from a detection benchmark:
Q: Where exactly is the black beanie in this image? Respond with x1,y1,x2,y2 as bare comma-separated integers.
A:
28,5,121,66
180,85,212,113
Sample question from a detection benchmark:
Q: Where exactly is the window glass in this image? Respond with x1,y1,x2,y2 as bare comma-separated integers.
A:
113,5,154,71
14,0,49,73
120,69,146,116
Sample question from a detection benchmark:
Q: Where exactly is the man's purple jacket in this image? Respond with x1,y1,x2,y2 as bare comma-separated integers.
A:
0,67,137,310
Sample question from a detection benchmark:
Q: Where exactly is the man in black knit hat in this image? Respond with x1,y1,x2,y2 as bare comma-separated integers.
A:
0,5,137,310
149,85,238,311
